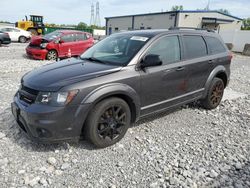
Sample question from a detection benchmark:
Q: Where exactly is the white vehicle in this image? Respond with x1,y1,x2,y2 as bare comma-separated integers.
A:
0,27,31,43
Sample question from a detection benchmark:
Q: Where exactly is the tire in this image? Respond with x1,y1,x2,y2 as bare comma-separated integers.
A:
201,78,224,110
28,29,38,36
85,97,131,148
19,36,27,43
46,50,58,61
0,40,2,47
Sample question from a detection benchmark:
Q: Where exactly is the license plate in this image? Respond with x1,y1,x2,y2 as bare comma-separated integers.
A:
11,103,19,120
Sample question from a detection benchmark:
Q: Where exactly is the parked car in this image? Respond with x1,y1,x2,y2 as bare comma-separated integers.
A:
12,28,232,148
0,27,31,43
26,30,94,60
0,31,11,46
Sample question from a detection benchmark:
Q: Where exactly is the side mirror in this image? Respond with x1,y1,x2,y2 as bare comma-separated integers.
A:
141,54,162,68
55,39,64,44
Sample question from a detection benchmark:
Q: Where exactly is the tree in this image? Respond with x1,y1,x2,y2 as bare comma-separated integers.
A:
217,9,230,15
171,5,183,11
76,22,87,30
242,18,250,30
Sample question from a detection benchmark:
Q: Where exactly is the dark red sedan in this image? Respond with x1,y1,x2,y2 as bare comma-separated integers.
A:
26,30,94,60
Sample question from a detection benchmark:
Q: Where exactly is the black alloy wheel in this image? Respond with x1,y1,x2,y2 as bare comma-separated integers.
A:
85,97,131,148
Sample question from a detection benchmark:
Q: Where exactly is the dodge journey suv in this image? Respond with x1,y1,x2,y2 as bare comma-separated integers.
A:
12,28,231,148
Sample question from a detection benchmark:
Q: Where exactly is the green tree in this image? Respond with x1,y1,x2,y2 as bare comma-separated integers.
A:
76,22,87,30
242,18,250,30
171,5,184,11
217,9,230,15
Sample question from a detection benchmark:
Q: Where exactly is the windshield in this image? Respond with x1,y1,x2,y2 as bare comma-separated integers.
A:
80,33,151,66
43,31,62,41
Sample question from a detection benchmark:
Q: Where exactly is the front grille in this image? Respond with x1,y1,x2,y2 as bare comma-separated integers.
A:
19,85,39,104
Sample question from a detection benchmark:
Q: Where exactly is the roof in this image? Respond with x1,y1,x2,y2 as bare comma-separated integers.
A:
110,28,218,38
57,30,86,34
105,10,242,21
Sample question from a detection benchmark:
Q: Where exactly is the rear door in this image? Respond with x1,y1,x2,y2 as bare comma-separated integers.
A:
75,33,93,55
180,34,211,92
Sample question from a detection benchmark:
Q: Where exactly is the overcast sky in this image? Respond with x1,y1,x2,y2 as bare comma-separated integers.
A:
0,0,249,26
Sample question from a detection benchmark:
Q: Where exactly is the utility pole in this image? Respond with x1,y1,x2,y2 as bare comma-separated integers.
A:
205,0,210,10
94,1,101,27
90,3,95,26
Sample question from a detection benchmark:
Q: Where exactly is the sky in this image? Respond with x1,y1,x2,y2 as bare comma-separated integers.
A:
0,0,249,26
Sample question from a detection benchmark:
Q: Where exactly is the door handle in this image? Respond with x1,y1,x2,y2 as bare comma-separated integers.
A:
208,60,215,64
176,67,185,71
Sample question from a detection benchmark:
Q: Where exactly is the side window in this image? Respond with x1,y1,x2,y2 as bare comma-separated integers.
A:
146,35,181,65
1,28,9,32
76,33,86,41
205,36,226,54
182,35,207,59
12,29,20,32
61,34,75,43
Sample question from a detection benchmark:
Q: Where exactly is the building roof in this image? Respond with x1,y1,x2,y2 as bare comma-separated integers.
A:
105,10,242,21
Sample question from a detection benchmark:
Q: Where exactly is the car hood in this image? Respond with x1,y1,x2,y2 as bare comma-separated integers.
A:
22,58,123,91
30,36,51,45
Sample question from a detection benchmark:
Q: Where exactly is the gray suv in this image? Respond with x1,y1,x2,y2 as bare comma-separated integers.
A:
11,28,231,148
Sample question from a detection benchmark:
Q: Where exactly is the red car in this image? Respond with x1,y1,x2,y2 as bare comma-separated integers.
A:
26,30,94,60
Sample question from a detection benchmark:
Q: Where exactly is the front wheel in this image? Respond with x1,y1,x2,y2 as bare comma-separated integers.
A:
85,97,131,148
46,50,58,61
201,78,224,110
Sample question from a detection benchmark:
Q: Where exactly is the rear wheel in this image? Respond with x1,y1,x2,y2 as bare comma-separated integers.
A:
85,97,131,148
46,50,58,61
201,78,224,110
0,40,2,46
19,36,27,43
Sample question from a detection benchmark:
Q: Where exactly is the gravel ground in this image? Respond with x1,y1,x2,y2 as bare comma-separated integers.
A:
0,43,249,188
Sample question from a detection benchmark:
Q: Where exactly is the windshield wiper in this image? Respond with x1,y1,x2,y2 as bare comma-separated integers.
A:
80,57,107,64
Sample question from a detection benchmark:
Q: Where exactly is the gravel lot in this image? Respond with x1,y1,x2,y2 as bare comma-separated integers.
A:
0,43,249,188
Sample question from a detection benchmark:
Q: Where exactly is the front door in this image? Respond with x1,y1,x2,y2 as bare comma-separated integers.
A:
140,35,190,115
58,33,78,57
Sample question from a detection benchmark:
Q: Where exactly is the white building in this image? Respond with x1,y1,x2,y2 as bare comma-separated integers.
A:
105,10,242,35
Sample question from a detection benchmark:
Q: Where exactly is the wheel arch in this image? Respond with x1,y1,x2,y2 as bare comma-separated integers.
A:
82,83,141,124
202,66,228,99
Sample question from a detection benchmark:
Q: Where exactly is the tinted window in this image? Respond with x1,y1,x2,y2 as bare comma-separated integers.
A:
76,33,86,41
205,36,226,54
183,35,207,59
1,28,9,32
146,35,181,65
61,34,75,42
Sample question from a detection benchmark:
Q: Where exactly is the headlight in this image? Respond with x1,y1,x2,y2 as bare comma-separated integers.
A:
36,90,79,106
40,43,48,49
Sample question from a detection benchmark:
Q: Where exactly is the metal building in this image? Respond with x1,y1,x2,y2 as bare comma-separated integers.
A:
105,10,242,35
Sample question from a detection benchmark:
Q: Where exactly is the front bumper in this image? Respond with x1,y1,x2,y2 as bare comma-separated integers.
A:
26,47,48,60
11,95,91,143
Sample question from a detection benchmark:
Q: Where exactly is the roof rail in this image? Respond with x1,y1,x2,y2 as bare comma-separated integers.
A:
169,27,215,33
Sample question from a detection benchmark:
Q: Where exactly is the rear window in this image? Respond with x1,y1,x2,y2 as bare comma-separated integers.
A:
182,35,207,59
205,36,226,54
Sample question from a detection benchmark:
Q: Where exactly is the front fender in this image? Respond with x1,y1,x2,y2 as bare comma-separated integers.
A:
202,65,228,98
81,83,141,121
